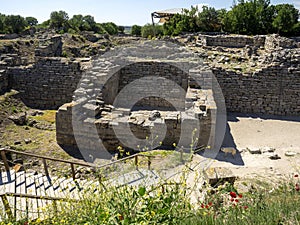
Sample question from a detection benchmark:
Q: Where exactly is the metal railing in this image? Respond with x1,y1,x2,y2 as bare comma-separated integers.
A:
0,148,155,221
0,148,155,180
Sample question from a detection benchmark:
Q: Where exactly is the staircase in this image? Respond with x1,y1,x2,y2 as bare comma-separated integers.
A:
0,148,159,221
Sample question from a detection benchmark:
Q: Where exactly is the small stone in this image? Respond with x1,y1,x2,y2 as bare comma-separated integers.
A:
28,119,37,127
285,151,297,157
262,147,275,153
13,159,23,164
149,110,161,121
204,167,236,186
14,141,22,145
269,154,281,160
24,139,32,144
8,112,27,126
26,169,38,175
248,148,262,154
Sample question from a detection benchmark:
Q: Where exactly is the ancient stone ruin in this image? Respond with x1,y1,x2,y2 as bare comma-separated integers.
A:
0,33,299,161
56,41,225,160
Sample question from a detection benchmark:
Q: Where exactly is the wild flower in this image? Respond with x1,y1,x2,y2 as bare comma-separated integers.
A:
296,183,300,192
230,191,237,198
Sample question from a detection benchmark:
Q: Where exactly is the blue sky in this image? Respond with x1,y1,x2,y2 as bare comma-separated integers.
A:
1,0,299,26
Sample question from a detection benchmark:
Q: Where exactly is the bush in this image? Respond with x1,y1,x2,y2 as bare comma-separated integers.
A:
131,25,142,36
141,24,163,38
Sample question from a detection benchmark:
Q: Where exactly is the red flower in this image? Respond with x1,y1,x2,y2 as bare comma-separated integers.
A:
296,183,300,192
238,194,243,198
295,174,299,178
24,222,28,225
201,203,205,208
235,199,239,203
205,205,209,209
230,198,234,202
243,205,248,209
208,202,213,206
230,191,237,198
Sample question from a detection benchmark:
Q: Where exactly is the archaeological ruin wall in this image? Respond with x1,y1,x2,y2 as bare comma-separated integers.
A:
6,57,85,109
55,42,220,159
213,64,300,116
0,34,298,116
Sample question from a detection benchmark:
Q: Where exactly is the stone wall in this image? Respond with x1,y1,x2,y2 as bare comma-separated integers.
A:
35,35,62,57
56,41,219,158
102,62,188,110
213,63,300,116
0,70,9,94
198,35,265,48
8,57,84,109
264,34,298,50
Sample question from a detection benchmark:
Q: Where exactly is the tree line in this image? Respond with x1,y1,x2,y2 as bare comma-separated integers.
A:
0,10,122,35
132,0,299,37
0,0,299,37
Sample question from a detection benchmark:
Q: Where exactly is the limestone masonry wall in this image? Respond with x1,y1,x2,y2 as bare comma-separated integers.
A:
8,57,84,109
102,62,188,110
0,70,9,94
198,35,266,48
213,64,300,116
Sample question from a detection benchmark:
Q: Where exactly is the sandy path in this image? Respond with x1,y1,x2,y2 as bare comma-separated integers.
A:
201,113,300,179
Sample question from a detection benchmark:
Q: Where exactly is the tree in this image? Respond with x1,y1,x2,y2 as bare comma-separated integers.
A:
83,15,96,31
131,25,142,36
0,14,5,33
49,10,69,32
272,4,299,34
4,15,27,33
197,6,222,32
118,26,125,34
141,24,163,38
25,16,38,26
101,22,119,35
69,14,84,32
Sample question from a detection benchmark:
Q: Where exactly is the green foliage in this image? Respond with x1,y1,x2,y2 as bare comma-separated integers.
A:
118,25,125,34
141,24,163,38
162,1,299,36
223,0,299,35
25,16,38,26
272,4,299,35
100,22,119,35
3,15,27,33
197,6,222,32
131,24,142,36
6,174,299,225
49,10,69,32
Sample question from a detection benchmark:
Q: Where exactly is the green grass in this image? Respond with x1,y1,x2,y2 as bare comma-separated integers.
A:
28,110,56,124
2,173,299,225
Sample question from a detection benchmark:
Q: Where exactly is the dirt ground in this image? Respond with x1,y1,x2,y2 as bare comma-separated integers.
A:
205,113,300,181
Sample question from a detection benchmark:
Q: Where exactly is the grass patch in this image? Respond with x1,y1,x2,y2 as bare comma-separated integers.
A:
3,172,299,225
29,110,56,124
